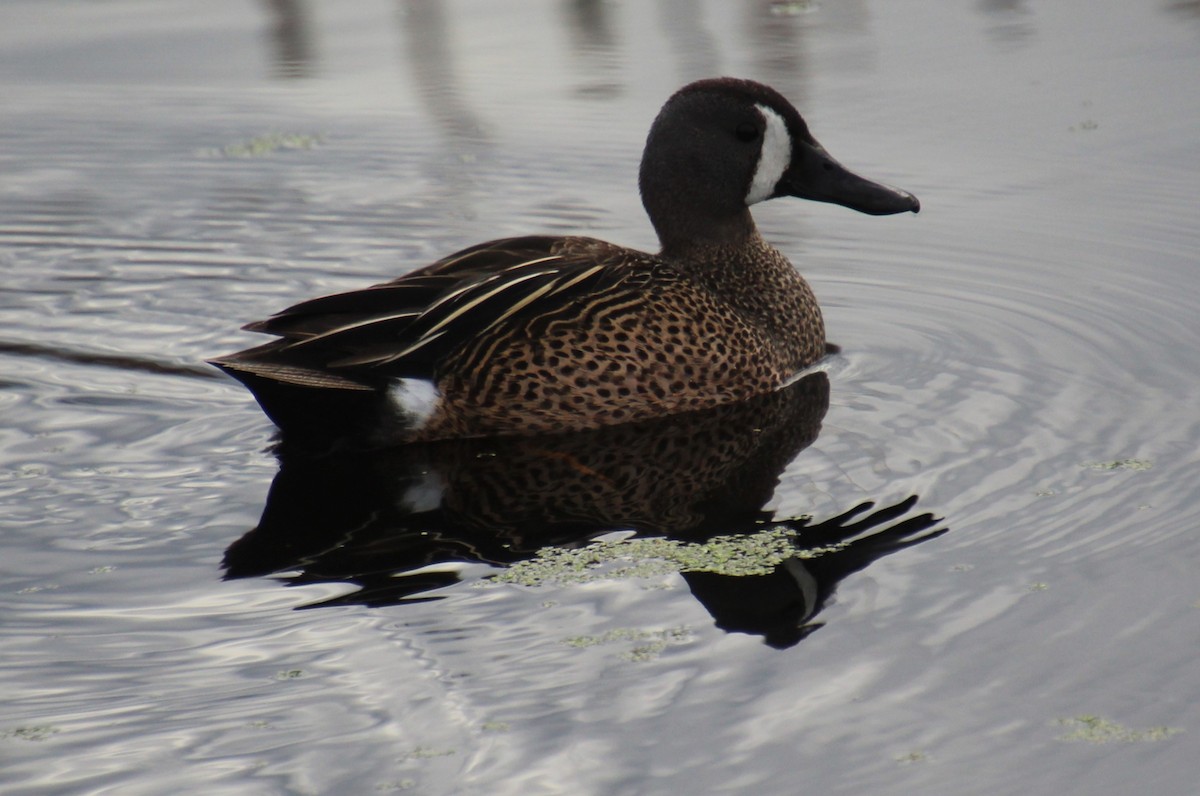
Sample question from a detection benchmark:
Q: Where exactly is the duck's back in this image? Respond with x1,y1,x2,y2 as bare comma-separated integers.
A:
213,234,823,441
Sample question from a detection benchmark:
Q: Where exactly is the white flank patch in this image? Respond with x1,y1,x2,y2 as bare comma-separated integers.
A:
387,376,442,430
745,104,792,205
398,469,445,513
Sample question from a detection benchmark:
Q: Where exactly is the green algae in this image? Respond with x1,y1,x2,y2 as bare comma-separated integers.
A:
1055,715,1183,744
487,523,839,588
563,626,693,661
1081,458,1153,471
768,0,818,16
1,725,60,742
214,132,324,158
894,750,929,764
401,746,456,760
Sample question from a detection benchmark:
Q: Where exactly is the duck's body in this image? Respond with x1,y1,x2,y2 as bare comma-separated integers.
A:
212,78,918,442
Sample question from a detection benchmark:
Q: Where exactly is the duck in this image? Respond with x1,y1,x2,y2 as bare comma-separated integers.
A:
211,77,918,444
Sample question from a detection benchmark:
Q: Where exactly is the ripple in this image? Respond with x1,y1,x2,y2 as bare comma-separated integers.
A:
798,212,1200,567
3,5,1199,795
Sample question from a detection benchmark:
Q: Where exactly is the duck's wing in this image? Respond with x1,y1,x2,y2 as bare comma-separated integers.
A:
242,235,568,340
211,236,632,388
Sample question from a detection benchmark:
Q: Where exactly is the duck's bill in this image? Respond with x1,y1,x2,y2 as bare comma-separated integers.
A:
778,140,920,216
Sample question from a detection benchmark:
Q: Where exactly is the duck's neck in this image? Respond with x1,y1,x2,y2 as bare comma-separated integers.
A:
660,223,827,370
653,207,759,259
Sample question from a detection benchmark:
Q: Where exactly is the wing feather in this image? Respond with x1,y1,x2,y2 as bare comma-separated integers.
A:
218,236,638,388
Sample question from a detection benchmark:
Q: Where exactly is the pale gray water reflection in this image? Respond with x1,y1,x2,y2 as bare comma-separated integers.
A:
561,0,623,98
261,0,315,80
2,1,1200,794
978,0,1038,49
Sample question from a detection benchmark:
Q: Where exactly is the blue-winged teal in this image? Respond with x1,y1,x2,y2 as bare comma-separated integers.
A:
212,77,918,442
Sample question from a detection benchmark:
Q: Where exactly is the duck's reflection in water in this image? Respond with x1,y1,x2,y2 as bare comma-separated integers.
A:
224,371,946,648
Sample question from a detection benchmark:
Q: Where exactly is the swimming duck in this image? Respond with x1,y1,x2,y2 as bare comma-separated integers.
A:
211,77,918,443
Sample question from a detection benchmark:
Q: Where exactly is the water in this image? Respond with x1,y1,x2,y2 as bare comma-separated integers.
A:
3,1,1199,794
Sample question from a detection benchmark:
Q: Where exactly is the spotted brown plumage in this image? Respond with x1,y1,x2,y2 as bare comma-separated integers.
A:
211,77,918,443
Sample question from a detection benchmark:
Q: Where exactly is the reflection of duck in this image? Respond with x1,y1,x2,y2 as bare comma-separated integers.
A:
224,372,946,647
211,78,918,444
683,496,946,648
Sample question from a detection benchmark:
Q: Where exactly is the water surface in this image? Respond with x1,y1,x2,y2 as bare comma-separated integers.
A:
3,1,1199,794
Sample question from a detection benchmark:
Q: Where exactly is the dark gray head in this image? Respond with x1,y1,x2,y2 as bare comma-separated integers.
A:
638,77,919,253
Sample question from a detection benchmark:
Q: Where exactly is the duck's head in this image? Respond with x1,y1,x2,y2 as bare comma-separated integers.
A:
639,77,919,252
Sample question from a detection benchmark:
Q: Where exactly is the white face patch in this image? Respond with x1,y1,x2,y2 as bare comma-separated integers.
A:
744,104,792,206
387,376,442,430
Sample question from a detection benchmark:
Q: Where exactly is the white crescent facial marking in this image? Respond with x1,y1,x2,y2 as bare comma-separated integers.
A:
387,376,441,429
745,104,792,206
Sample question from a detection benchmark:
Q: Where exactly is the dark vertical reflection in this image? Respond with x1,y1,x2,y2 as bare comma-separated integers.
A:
658,0,721,82
977,0,1037,49
396,0,487,146
740,1,811,101
561,0,623,98
262,0,315,79
1164,0,1200,19
393,0,491,219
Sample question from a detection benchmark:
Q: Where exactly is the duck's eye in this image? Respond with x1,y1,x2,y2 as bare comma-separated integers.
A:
735,123,759,143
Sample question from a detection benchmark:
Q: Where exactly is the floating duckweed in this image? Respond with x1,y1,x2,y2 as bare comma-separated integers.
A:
894,750,928,764
1055,715,1183,744
1,725,60,742
1082,459,1153,471
17,584,59,594
275,669,303,680
564,626,693,661
625,644,667,662
216,132,324,158
487,525,836,587
402,746,456,760
768,0,818,16
481,721,511,733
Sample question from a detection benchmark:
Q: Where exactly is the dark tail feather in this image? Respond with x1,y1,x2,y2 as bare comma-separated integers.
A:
210,360,394,446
